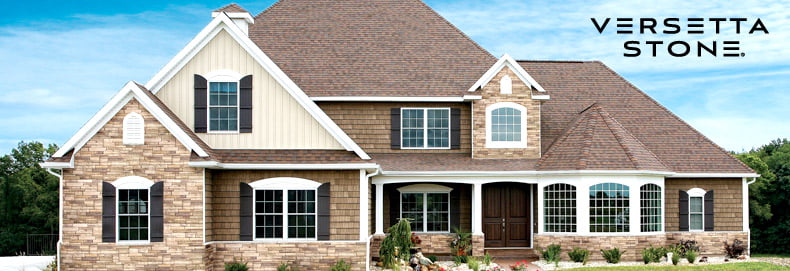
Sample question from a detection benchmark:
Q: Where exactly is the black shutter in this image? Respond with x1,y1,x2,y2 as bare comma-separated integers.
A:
102,182,116,242
704,190,715,231
239,182,253,241
194,75,208,133
678,190,689,231
391,108,401,149
239,75,253,133
389,188,400,228
150,182,164,242
450,187,461,231
317,183,331,240
451,108,461,149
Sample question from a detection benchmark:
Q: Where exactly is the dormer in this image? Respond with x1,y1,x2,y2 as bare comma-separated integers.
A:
469,54,548,159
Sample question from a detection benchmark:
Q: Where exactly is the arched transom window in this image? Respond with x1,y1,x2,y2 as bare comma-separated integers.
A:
486,102,527,148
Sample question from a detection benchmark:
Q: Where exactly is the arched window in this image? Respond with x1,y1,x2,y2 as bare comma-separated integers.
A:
589,183,630,232
122,112,144,145
500,75,512,94
640,184,662,232
544,183,576,232
250,178,321,239
485,102,527,148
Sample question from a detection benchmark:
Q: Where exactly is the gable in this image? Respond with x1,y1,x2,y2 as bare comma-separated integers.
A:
155,29,344,150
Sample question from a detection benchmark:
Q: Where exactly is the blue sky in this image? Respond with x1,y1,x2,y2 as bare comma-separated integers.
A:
0,0,787,155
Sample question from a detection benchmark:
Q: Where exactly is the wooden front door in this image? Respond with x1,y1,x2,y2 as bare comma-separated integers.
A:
483,183,531,247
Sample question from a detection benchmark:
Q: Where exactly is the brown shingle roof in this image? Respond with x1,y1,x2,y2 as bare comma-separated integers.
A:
520,61,753,174
208,149,368,164
373,153,538,172
249,0,496,97
537,104,670,171
214,3,249,13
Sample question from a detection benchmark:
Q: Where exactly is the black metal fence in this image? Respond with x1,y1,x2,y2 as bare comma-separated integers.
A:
26,234,58,255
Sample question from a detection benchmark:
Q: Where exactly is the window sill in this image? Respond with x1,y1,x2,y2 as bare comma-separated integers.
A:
251,238,318,242
400,147,451,150
116,240,151,246
485,141,526,149
537,231,666,236
207,131,240,134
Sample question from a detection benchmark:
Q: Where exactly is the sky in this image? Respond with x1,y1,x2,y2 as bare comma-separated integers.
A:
0,0,787,155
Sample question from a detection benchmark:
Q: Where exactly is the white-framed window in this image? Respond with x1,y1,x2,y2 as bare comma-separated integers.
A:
485,102,527,148
544,183,576,232
206,70,242,133
687,188,706,231
251,178,320,240
113,176,154,243
589,183,630,233
401,108,450,149
640,184,662,232
398,184,452,232
122,112,144,145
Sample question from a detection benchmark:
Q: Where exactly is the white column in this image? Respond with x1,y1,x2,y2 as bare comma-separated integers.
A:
359,170,369,240
375,183,385,235
630,184,640,234
472,183,483,235
578,183,590,234
536,182,543,234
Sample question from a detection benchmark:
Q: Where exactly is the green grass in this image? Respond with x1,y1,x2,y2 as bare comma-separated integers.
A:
563,262,789,271
752,253,790,258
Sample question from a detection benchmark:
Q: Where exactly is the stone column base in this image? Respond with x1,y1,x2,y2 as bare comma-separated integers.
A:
472,234,485,256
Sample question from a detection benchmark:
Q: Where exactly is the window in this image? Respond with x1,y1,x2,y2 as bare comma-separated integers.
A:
118,189,149,241
398,184,452,232
640,184,662,232
250,178,320,240
122,112,144,145
544,183,576,232
485,102,527,148
589,183,630,233
689,196,704,231
401,108,450,149
208,81,239,132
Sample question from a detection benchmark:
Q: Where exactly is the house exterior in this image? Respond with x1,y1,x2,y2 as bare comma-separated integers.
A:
41,0,758,270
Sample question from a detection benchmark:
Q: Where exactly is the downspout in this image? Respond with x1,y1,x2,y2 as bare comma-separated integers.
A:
364,167,381,271
745,177,757,256
45,168,63,269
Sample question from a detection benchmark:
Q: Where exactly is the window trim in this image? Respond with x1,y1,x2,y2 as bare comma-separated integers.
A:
112,176,154,245
687,188,706,232
485,102,527,148
543,183,577,233
639,184,663,232
205,70,243,134
399,107,452,150
250,178,320,241
398,184,452,233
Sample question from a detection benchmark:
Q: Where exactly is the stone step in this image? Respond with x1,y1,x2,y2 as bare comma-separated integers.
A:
484,248,540,260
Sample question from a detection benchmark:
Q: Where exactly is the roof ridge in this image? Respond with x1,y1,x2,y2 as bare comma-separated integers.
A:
214,3,249,13
536,104,594,170
593,105,669,171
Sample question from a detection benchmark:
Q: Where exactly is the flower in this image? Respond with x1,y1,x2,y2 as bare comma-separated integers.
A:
410,232,422,245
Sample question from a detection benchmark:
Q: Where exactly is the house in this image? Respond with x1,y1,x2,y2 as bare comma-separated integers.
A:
41,0,758,270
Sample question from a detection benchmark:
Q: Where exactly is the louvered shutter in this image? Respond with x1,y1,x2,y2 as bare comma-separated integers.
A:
194,75,208,133
704,190,714,231
317,183,331,240
239,75,253,133
239,182,253,241
391,108,401,149
678,190,689,231
102,182,116,242
450,188,461,230
451,108,461,149
150,182,164,242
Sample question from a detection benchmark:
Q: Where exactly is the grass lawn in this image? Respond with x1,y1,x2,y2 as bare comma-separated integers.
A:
752,253,790,258
563,262,790,271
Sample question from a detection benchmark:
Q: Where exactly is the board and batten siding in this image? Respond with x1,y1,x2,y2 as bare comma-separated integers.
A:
156,30,343,149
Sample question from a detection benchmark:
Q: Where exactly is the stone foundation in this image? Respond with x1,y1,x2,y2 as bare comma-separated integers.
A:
534,232,748,261
207,241,367,271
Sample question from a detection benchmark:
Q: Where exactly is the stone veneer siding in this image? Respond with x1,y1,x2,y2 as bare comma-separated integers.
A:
207,170,361,241
318,102,472,154
60,99,205,270
370,233,486,258
472,67,542,159
665,178,744,231
206,242,367,271
534,232,748,261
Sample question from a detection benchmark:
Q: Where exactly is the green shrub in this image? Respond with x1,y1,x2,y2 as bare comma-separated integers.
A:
224,259,248,271
379,218,413,268
276,263,299,271
452,255,468,264
330,260,351,271
427,255,438,263
568,247,590,265
601,248,624,264
539,244,562,264
641,245,666,264
677,239,699,257
467,257,481,271
482,253,494,265
671,252,681,265
686,250,698,264
724,239,746,258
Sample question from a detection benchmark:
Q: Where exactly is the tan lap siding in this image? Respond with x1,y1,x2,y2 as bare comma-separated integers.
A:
665,178,743,231
207,170,360,241
61,99,204,270
318,102,471,154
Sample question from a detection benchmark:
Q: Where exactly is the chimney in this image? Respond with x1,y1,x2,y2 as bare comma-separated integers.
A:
212,4,254,35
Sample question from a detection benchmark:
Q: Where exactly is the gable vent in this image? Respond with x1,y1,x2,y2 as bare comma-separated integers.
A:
123,112,145,145
500,75,512,94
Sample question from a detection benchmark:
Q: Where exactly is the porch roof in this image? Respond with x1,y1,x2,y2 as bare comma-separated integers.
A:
371,153,538,172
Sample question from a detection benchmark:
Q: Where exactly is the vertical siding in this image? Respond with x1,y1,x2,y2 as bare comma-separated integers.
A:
665,178,743,231
156,30,343,149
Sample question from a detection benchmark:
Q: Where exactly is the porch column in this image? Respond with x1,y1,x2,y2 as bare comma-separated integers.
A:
472,183,483,235
375,183,384,235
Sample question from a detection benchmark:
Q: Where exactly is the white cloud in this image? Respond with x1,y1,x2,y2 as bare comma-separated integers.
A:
688,117,790,152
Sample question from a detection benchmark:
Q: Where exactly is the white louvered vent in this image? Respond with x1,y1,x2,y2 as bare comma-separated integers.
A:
123,112,145,145
500,75,512,94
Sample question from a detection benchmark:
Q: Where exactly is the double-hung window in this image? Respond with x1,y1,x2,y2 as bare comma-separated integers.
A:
689,196,704,231
208,81,239,132
398,184,452,232
118,189,149,241
401,108,450,149
255,189,316,239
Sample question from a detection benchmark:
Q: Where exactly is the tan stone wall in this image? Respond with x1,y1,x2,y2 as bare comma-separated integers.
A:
60,98,205,270
665,178,743,231
472,67,542,159
318,102,471,154
207,242,367,271
207,170,361,241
